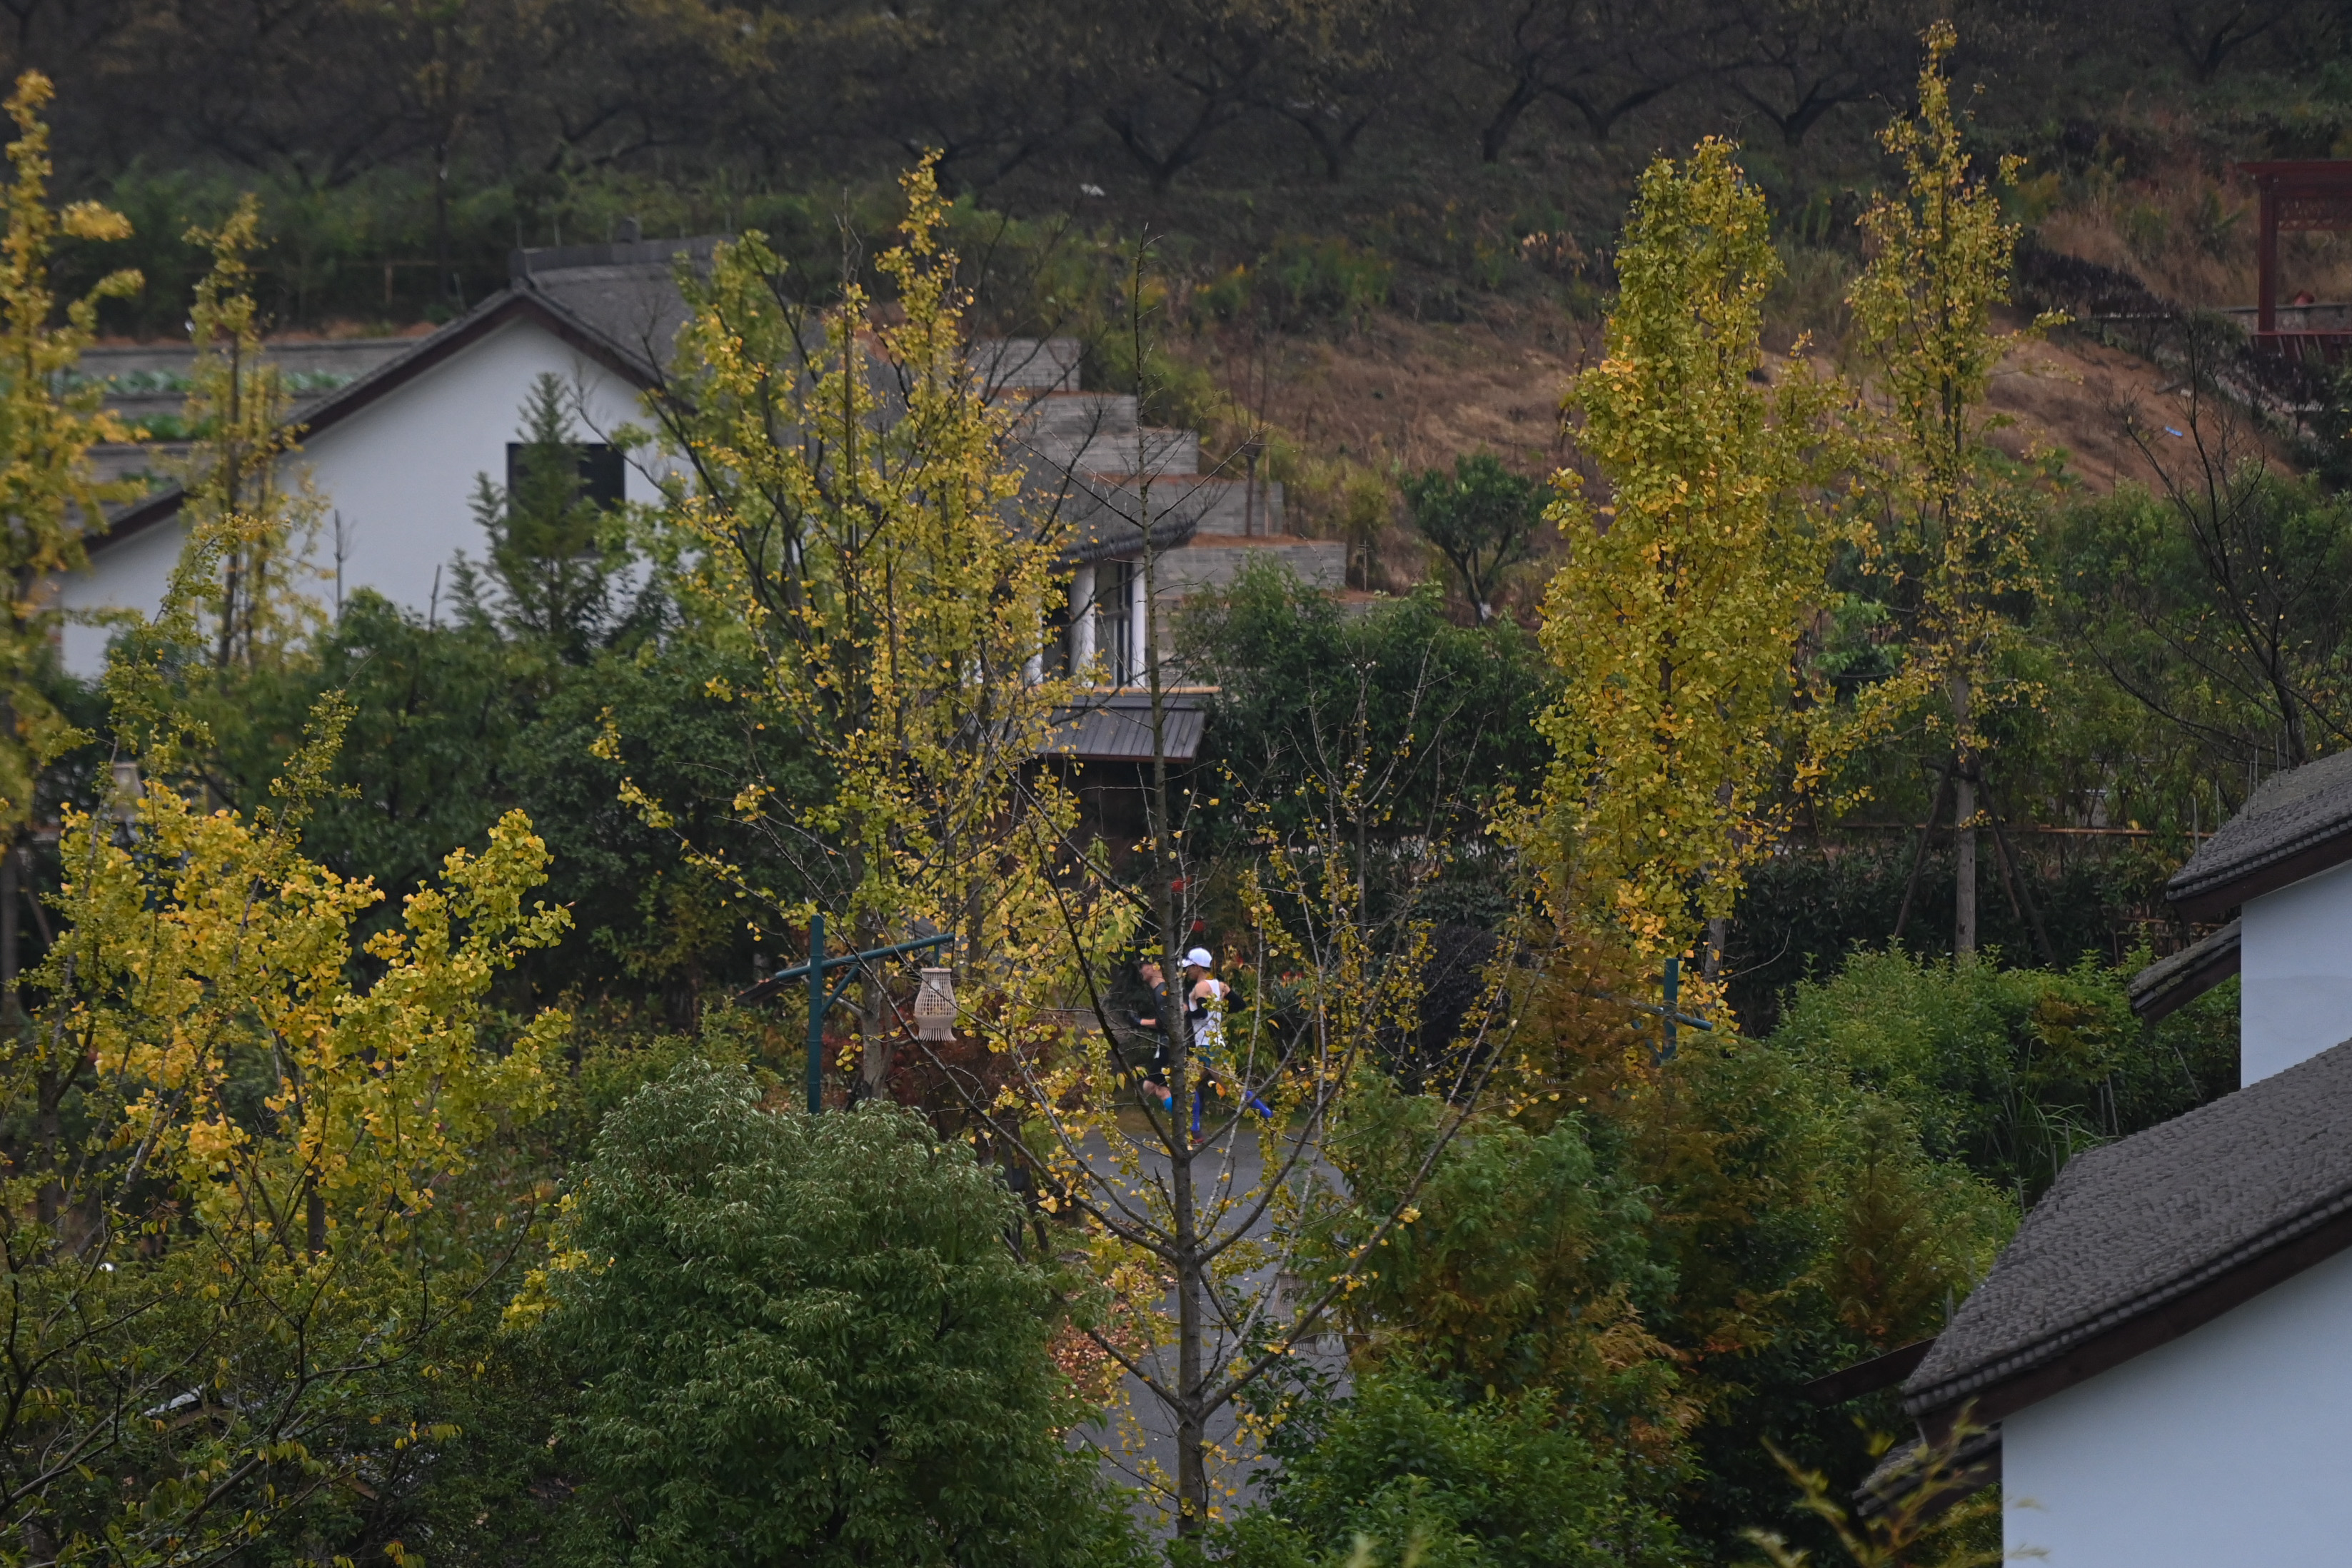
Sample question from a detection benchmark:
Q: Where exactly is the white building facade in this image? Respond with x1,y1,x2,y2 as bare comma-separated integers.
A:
58,291,1347,687
1885,747,2352,1568
1998,1242,2352,1565
57,306,659,676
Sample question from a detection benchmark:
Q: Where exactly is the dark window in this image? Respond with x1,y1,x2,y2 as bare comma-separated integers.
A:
506,441,625,508
1102,559,1136,685
1043,593,1071,677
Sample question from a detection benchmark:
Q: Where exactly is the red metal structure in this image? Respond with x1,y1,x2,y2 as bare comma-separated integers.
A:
2241,160,2352,358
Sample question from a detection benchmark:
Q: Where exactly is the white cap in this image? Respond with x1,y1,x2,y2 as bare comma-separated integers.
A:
1185,948,1214,969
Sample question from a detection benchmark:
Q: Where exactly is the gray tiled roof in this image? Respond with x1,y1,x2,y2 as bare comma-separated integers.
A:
2124,918,2240,1024
1044,695,1205,761
1904,1035,2352,1415
512,238,718,380
2166,748,2352,914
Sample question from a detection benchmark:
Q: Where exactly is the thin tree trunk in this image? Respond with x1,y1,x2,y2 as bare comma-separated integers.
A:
1891,763,1954,945
857,978,892,1102
1951,675,1976,958
2,837,18,1032
1983,775,2055,966
1953,768,1977,957
1125,341,1210,1529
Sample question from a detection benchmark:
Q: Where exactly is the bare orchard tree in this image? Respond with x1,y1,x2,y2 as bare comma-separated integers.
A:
908,254,1516,1534
2070,311,2352,787
1457,0,1713,162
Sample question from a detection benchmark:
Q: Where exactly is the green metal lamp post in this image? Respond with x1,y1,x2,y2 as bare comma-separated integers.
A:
1603,954,1716,1062
744,913,955,1113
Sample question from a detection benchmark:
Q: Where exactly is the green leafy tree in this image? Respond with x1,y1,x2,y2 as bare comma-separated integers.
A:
467,371,630,661
1212,1366,1681,1568
1380,938,2018,1559
1402,454,1542,625
530,1057,1141,1568
2050,328,2352,798
1176,560,1554,860
195,588,813,1007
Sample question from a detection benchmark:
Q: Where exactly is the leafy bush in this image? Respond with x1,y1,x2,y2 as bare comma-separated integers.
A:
537,1060,1140,1568
1315,1084,1677,1414
1197,236,1394,328
1769,948,2236,1202
1204,1367,1680,1568
1722,840,2166,1034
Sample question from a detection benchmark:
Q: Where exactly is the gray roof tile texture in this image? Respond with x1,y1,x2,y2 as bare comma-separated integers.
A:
522,261,701,380
2167,747,2352,910
1904,1035,2352,1414
1045,697,1205,761
2124,918,2239,1022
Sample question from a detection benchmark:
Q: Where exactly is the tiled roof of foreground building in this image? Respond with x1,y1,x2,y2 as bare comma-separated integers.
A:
1904,1036,2352,1421
2167,748,2352,918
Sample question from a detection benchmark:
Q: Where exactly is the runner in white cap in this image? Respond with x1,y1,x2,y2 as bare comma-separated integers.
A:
1183,948,1222,1053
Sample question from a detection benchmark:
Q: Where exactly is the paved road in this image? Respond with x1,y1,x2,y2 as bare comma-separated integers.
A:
1065,1107,1351,1532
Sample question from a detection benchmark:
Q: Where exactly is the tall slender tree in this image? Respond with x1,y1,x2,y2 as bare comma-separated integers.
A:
625,155,1080,1099
1539,136,1844,1004
176,194,324,672
0,71,140,1017
1841,22,2056,958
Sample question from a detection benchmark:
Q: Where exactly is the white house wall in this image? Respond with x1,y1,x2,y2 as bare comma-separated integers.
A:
2239,857,2352,1085
2001,1242,2352,1567
55,316,655,676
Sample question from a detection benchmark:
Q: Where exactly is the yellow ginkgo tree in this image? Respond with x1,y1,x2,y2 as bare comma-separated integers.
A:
1539,136,1846,1013
1839,22,2059,958
0,551,571,1567
622,155,1089,1101
0,71,143,1019
174,193,327,670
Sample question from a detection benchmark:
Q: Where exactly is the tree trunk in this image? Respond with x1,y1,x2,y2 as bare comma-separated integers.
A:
1982,773,2055,966
1479,68,1541,163
1891,762,1953,945
1951,678,1976,958
2,838,19,1032
857,982,893,1102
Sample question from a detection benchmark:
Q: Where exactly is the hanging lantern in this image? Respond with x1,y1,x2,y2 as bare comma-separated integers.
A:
914,967,957,1040
110,760,142,825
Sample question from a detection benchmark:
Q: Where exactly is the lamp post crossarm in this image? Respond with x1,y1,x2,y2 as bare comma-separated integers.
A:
736,916,955,1115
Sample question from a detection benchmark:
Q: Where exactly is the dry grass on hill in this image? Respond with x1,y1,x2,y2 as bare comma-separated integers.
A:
1174,277,2229,619
2033,151,2352,313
